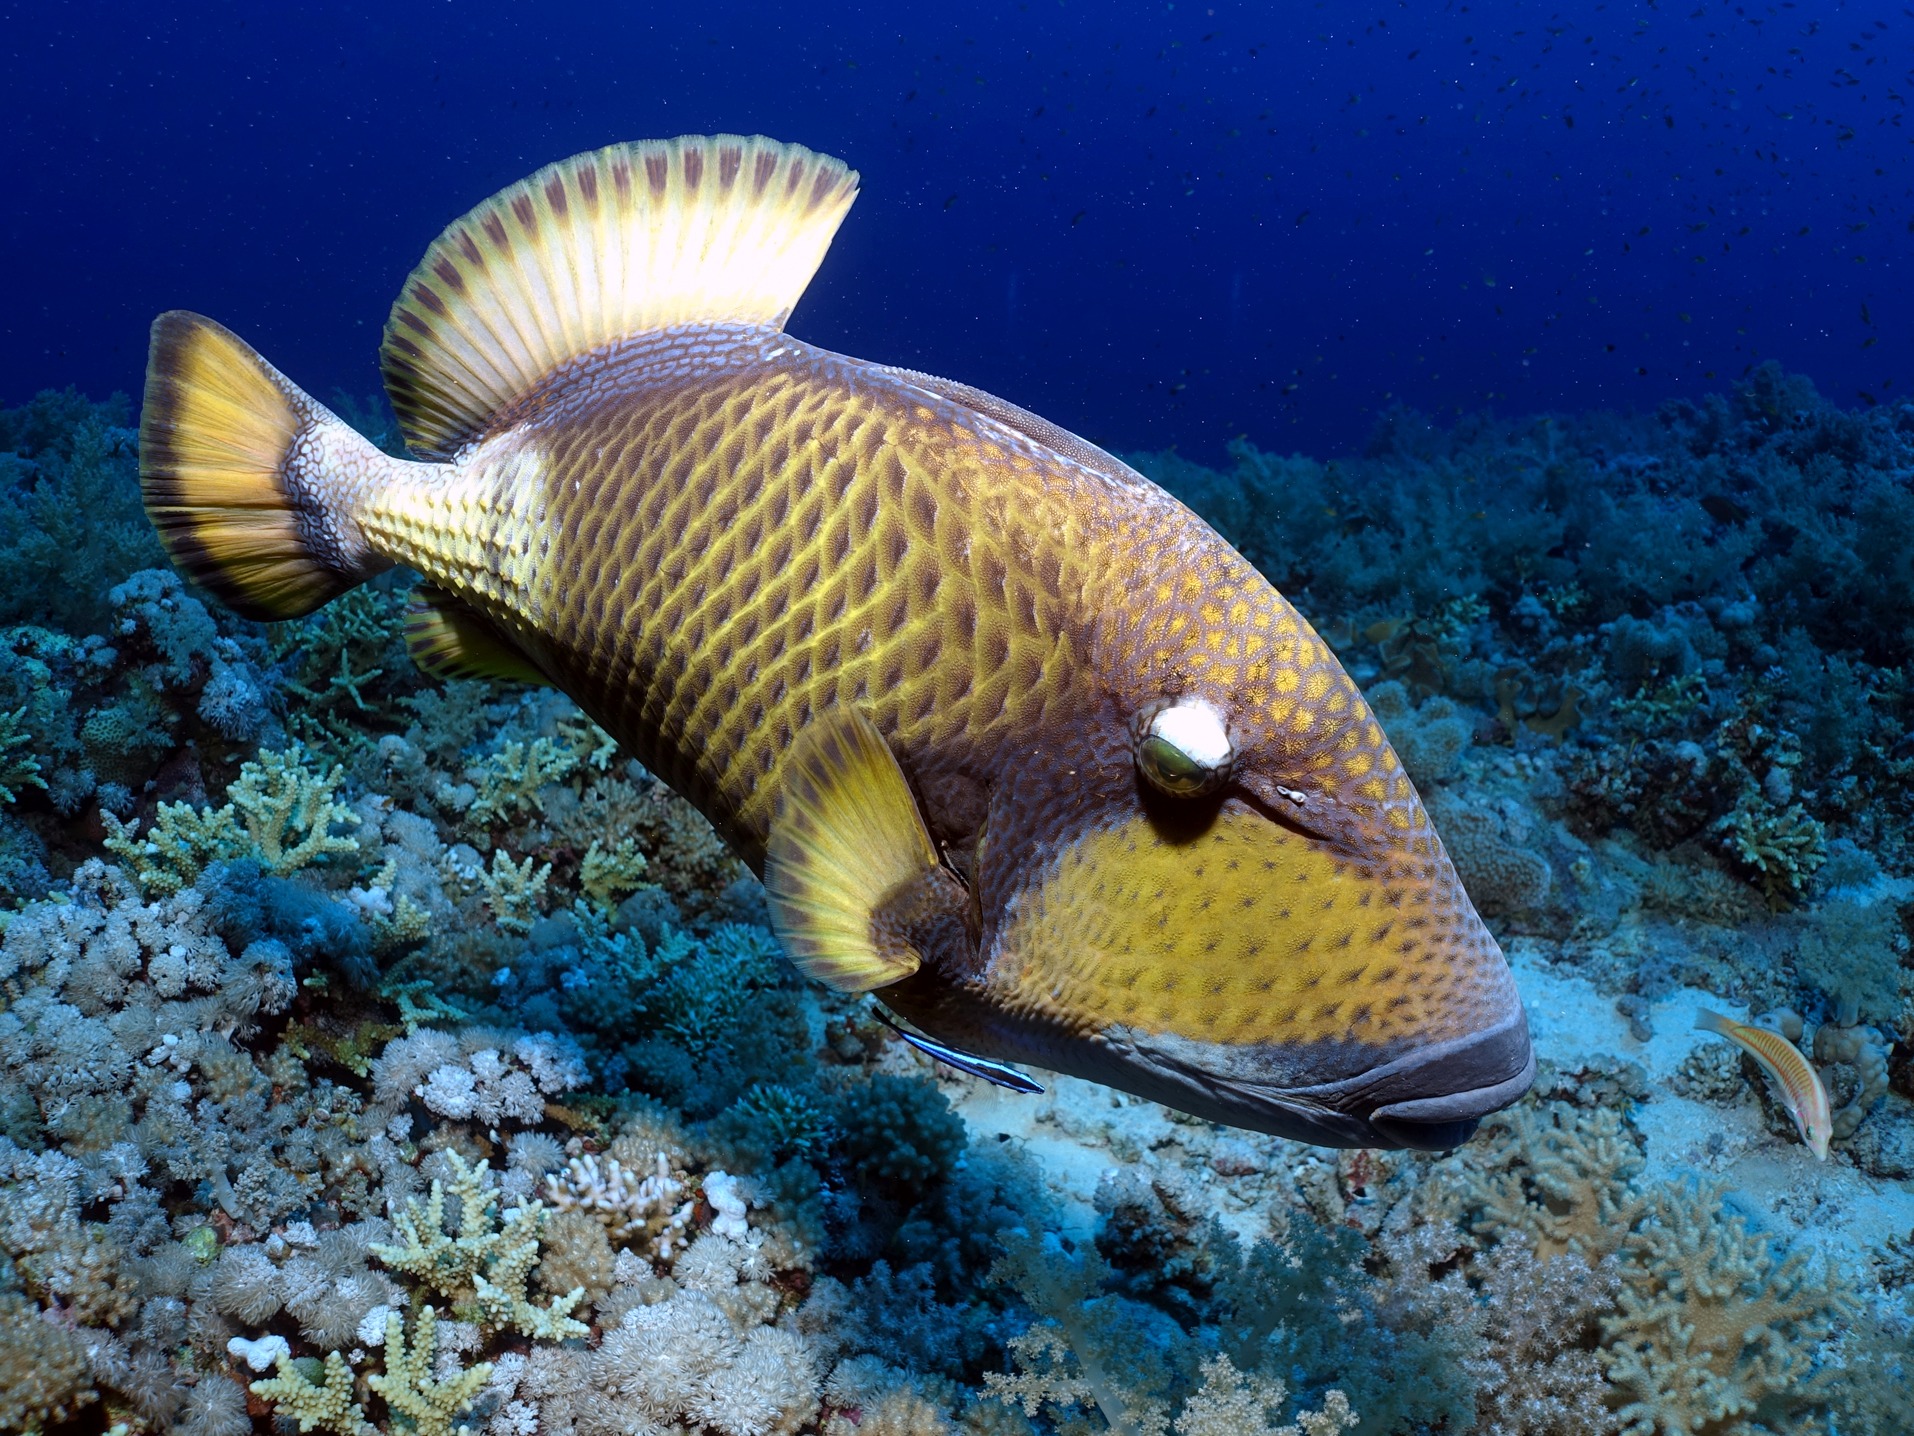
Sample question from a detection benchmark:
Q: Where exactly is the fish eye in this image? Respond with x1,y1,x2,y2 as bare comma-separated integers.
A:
1135,699,1235,797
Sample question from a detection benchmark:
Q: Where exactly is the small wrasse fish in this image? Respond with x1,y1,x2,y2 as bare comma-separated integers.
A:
1693,1008,1832,1160
137,134,1534,1148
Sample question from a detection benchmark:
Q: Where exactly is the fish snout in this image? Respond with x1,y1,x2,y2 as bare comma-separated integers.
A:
1310,1001,1536,1150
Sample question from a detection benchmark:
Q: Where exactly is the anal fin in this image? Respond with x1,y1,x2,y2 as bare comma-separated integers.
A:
765,708,966,992
404,585,550,687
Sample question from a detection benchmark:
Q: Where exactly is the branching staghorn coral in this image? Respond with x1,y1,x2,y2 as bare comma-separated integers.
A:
227,743,362,874
100,742,359,895
370,1149,588,1340
101,800,248,897
0,704,46,804
578,834,651,911
250,1306,494,1436
250,1349,374,1436
366,1305,495,1433
477,847,550,934
466,735,580,829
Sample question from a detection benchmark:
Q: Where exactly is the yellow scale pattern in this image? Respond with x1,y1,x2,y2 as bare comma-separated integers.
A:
537,341,1103,863
997,811,1496,1050
364,327,1105,862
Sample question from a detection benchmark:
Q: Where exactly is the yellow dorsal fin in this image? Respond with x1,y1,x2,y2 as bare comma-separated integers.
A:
764,708,944,993
404,585,551,687
381,135,859,460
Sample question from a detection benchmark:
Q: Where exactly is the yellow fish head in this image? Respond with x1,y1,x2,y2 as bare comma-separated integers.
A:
921,591,1533,1150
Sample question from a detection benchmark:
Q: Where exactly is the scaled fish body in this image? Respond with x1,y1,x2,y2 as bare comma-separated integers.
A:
140,135,1533,1147
1693,1008,1832,1159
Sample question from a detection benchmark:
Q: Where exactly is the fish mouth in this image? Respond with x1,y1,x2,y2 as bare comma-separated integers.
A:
1300,1006,1537,1150
1101,1003,1535,1150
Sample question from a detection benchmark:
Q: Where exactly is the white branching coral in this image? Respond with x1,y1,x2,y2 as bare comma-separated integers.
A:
546,1151,696,1256
392,1030,584,1128
1173,1357,1356,1436
585,1288,820,1436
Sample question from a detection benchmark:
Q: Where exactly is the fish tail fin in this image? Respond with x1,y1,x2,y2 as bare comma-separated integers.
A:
140,310,397,620
1692,1007,1733,1036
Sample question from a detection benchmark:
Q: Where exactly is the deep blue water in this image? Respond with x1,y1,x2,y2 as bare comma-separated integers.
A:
5,0,1909,459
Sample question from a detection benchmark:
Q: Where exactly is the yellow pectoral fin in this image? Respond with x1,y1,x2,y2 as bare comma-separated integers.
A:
764,707,955,993
404,585,551,687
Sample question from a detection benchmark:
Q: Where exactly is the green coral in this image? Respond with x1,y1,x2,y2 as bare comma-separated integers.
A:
273,584,415,759
228,743,362,874
477,847,551,934
577,835,650,912
101,801,246,897
365,1306,494,1435
99,743,359,895
466,736,579,828
0,707,45,805
251,1308,494,1436
251,1350,374,1436
370,1149,588,1340
1717,799,1828,906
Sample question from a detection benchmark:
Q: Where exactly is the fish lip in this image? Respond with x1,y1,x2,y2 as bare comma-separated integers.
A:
1292,1003,1536,1150
1100,1002,1535,1150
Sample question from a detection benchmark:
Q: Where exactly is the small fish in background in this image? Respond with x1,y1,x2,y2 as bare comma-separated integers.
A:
137,134,1534,1150
1694,1007,1832,1160
1699,493,1752,525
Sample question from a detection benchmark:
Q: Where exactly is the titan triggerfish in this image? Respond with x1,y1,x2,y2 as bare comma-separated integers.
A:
138,134,1533,1148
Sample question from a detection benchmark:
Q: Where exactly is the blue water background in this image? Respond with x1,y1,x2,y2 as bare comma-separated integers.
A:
3,0,1908,459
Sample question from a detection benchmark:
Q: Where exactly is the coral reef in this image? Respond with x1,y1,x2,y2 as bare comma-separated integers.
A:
0,374,1909,1434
